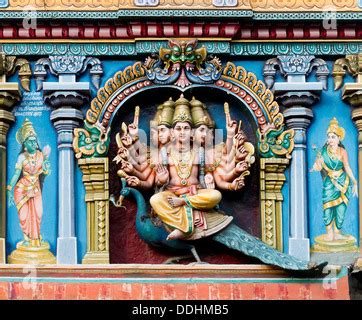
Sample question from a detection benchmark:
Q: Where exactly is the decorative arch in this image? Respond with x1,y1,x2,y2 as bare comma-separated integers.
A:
85,61,285,135
74,40,294,264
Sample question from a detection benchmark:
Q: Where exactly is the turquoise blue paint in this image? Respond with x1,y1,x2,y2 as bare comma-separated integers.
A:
0,0,8,8
6,62,58,256
307,61,359,246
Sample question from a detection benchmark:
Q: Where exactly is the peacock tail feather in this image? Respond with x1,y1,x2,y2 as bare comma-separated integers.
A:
212,223,310,271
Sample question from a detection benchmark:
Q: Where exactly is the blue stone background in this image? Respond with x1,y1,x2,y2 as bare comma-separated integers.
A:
307,62,359,246
6,62,58,256
5,58,360,262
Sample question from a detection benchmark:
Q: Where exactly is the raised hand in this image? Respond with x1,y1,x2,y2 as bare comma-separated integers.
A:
117,146,129,159
128,123,139,140
236,146,248,161
230,176,245,191
234,132,247,146
120,160,134,173
204,173,215,189
235,161,249,174
126,176,140,187
155,164,169,185
224,102,237,137
42,159,51,175
310,156,323,172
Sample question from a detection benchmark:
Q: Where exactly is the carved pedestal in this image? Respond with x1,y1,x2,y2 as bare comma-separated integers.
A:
78,158,109,264
260,158,289,251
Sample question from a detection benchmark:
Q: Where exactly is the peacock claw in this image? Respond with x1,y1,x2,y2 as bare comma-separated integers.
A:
162,255,193,264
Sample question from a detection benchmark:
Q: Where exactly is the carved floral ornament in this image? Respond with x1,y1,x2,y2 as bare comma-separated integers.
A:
34,55,103,91
263,54,329,90
74,39,295,160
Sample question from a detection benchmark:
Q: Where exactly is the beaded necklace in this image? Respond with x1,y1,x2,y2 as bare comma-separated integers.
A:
170,148,195,186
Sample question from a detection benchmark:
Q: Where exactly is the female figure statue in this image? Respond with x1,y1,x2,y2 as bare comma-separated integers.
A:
7,119,51,248
311,118,358,243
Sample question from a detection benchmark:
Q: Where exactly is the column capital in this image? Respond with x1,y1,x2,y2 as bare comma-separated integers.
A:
333,54,362,111
264,55,329,91
0,53,31,92
35,55,103,110
0,54,31,112
50,108,84,129
45,91,89,109
34,55,103,92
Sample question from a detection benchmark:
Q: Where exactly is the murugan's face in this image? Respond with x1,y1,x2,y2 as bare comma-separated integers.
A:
158,125,171,145
327,132,340,147
194,125,208,146
24,136,38,153
172,121,192,144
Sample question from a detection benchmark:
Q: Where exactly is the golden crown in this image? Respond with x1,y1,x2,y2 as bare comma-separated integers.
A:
16,118,37,145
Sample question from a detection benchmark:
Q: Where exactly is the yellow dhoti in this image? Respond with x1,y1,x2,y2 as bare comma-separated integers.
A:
150,187,222,234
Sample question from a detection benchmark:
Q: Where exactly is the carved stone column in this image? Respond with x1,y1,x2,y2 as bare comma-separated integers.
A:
333,54,362,269
0,54,31,264
78,158,109,264
264,55,329,261
35,56,102,264
260,158,289,251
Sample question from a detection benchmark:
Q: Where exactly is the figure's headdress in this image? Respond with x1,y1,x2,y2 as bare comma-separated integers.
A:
159,97,175,127
172,94,192,126
151,104,164,127
190,96,215,129
16,118,37,145
327,117,345,141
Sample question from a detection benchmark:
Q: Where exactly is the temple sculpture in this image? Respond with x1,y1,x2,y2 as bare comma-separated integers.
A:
0,0,361,300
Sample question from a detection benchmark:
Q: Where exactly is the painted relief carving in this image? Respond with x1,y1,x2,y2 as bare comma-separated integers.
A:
6,119,56,264
144,39,223,88
264,54,329,90
311,118,358,253
34,55,103,91
257,125,294,159
109,94,323,271
73,121,110,159
76,40,306,264
0,53,31,92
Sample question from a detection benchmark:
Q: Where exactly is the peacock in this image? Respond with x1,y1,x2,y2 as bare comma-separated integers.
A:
110,178,326,271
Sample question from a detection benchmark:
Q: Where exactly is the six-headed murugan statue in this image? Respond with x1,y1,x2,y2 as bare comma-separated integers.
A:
114,94,254,241
112,94,324,271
